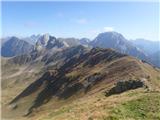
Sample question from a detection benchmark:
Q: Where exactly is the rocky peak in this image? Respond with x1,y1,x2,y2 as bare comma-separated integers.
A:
93,31,127,46
35,34,67,51
90,32,148,62
1,37,34,57
46,36,64,49
36,33,50,47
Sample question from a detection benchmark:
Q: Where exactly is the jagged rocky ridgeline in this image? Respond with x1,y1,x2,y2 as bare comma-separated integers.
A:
1,32,159,67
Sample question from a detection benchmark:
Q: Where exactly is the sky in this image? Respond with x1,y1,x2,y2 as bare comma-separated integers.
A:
1,1,159,41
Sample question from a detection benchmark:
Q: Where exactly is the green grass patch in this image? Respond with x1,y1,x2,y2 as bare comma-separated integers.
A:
107,93,160,120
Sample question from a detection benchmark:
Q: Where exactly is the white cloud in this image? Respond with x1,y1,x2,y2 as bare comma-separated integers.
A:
76,18,88,24
103,27,114,32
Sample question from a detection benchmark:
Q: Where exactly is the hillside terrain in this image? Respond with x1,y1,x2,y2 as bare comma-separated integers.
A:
1,45,160,120
2,1,159,119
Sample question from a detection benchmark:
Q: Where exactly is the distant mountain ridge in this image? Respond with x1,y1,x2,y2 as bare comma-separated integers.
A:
131,39,159,54
1,37,34,57
131,39,160,67
1,32,159,67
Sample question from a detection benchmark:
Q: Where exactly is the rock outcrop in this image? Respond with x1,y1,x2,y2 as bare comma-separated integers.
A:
105,80,145,96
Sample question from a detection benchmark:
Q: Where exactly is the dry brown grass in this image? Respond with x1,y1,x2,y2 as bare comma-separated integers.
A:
1,54,160,120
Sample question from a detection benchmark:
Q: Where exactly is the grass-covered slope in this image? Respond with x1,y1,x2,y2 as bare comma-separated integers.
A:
1,47,160,120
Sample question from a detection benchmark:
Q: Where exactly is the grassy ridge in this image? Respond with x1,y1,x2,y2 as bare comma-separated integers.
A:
35,89,160,120
107,93,160,120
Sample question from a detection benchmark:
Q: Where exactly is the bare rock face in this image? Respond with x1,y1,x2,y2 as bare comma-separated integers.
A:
105,80,145,96
35,34,67,51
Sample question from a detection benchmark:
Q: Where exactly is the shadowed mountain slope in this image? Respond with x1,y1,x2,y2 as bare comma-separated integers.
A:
4,47,160,118
1,37,34,57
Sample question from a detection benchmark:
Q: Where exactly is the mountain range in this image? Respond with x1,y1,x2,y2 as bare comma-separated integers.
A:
1,31,160,120
131,38,159,54
1,31,159,67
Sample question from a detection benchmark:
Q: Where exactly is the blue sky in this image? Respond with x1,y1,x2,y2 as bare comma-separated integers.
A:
1,1,159,41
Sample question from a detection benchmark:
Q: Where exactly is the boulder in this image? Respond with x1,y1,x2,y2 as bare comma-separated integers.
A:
105,80,145,96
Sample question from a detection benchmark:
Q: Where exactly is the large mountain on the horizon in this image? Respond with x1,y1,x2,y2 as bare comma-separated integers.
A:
1,37,34,57
90,32,148,61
